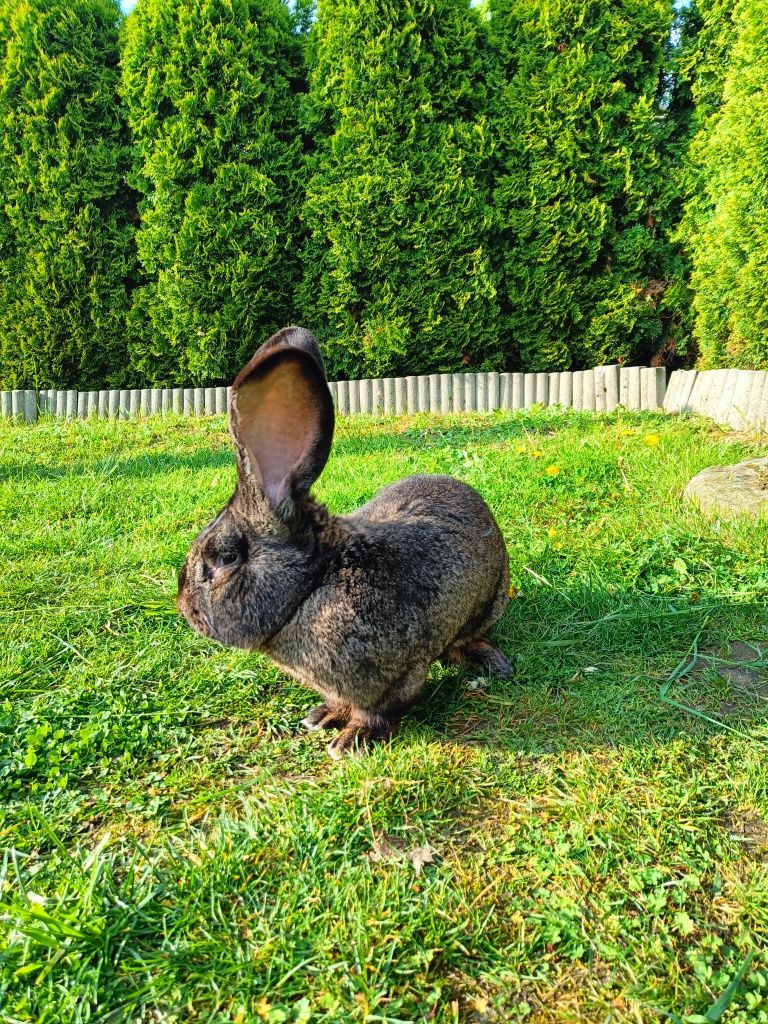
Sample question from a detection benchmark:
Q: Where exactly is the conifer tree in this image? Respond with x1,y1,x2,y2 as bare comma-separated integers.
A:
298,0,501,380
488,0,680,371
122,0,305,385
678,0,767,367
0,0,136,390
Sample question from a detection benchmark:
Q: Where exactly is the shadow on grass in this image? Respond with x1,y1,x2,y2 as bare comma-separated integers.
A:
409,586,768,754
0,409,619,483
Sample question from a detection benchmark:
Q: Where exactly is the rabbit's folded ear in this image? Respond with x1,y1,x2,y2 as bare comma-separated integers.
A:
230,327,335,513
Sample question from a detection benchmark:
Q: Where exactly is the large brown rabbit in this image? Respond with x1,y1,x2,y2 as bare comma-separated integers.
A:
178,327,511,758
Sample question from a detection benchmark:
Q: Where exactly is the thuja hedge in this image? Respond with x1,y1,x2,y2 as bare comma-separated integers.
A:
297,0,501,380
0,0,137,391
0,0,765,387
488,0,686,373
121,0,306,386
679,0,768,368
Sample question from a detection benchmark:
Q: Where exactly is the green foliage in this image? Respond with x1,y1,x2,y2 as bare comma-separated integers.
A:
488,0,683,371
680,0,768,368
0,0,137,390
122,0,305,385
298,0,501,380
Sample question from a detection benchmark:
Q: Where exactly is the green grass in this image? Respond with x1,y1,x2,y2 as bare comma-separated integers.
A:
1,407,768,1024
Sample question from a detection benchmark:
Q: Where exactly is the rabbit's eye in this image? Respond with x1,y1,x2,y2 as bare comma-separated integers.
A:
205,539,246,574
214,550,240,567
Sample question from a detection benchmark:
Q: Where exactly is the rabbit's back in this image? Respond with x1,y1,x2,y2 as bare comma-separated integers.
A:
356,473,501,535
266,474,509,707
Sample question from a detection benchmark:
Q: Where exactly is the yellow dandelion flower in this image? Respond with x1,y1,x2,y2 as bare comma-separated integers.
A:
531,449,543,459
545,464,561,476
644,434,660,446
515,443,527,454
547,527,558,538
619,428,635,437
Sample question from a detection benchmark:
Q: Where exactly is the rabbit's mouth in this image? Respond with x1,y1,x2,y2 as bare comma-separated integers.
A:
177,562,214,638
178,590,213,638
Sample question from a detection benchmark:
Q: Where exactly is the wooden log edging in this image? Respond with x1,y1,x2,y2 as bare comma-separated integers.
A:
0,365,671,425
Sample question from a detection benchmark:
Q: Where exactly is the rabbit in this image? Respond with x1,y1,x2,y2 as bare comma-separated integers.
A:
177,326,511,758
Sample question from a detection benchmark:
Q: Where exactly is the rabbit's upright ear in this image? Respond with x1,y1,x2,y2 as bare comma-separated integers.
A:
231,327,335,513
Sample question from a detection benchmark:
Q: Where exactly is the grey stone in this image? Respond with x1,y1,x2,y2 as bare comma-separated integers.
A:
373,378,385,413
418,375,429,412
663,369,683,412
463,373,476,412
108,390,119,418
640,367,665,411
429,374,440,412
487,371,499,411
406,376,418,413
348,379,360,415
395,378,406,416
548,372,560,406
439,374,451,413
499,373,513,410
512,372,524,410
558,371,573,409
572,371,584,410
359,378,373,415
581,370,596,412
596,365,619,412
476,372,488,412
746,371,767,429
523,373,536,408
337,379,350,415
384,378,396,415
451,374,464,413
25,390,38,423
684,370,700,413
685,457,768,519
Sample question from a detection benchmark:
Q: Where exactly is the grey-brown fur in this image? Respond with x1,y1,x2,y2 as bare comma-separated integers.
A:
178,327,510,757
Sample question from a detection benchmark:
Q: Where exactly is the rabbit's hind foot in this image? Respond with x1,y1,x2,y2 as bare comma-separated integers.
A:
301,701,352,732
326,709,398,760
457,640,512,679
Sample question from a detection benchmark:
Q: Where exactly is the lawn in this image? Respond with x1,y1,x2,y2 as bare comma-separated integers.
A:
1,406,768,1024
